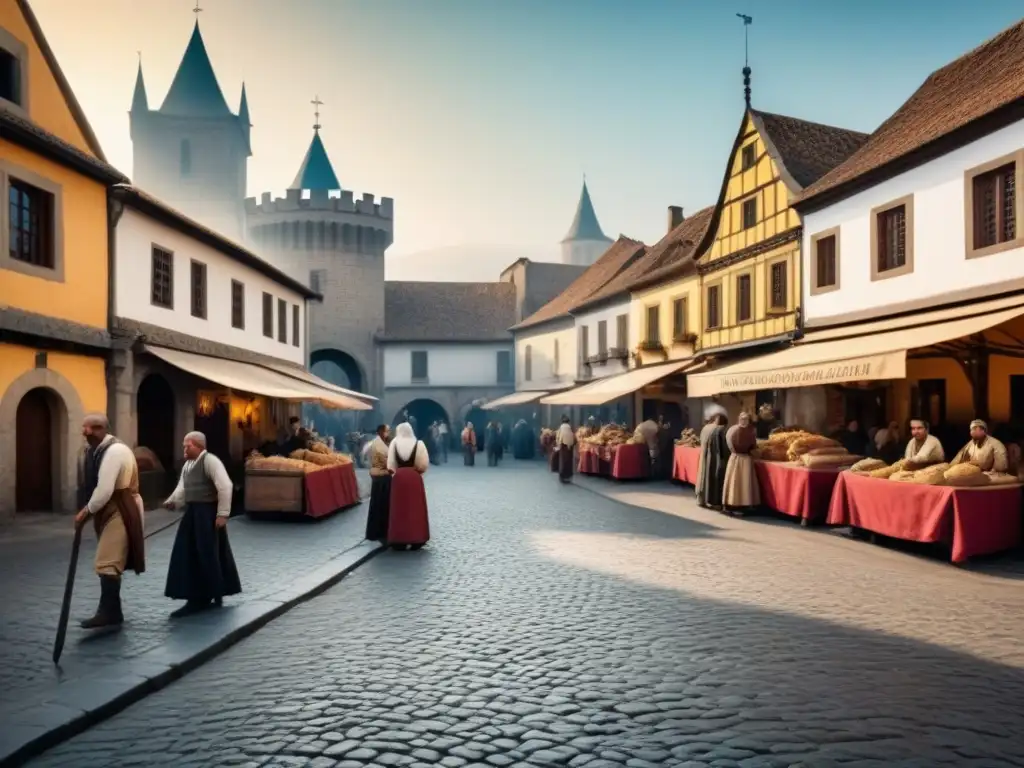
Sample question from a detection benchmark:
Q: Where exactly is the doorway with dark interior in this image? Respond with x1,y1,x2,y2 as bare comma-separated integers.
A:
15,387,57,513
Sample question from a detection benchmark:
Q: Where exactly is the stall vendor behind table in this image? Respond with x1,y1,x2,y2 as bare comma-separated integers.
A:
904,419,945,466
950,419,1008,472
634,419,659,470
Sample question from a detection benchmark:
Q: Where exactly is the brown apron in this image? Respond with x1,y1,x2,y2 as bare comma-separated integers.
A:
94,462,146,575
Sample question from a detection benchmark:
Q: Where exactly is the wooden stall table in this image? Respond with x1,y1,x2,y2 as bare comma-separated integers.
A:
611,442,650,480
672,445,701,485
245,462,361,519
827,471,1023,564
754,460,843,525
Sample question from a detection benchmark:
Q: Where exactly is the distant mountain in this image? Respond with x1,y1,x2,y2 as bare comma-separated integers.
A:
386,244,561,282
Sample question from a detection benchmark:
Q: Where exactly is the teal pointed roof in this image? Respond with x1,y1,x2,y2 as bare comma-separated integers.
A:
130,62,148,113
289,129,341,191
562,180,611,243
160,21,232,117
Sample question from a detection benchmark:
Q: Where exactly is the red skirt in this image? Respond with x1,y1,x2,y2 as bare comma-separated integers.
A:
387,467,430,545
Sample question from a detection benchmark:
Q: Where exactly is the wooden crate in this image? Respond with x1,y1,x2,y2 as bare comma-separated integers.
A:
244,470,305,513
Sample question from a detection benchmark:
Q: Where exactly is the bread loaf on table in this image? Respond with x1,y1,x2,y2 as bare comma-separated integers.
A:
944,463,982,480
850,458,886,473
869,465,900,479
801,452,855,468
909,469,946,485
888,470,917,482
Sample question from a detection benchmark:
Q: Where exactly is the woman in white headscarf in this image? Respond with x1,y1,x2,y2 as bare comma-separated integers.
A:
386,422,430,550
723,412,760,515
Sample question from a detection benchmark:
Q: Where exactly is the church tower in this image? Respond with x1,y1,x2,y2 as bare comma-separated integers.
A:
561,180,613,266
130,19,250,241
245,105,393,400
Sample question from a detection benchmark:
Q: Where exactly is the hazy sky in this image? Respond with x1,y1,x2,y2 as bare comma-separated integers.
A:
32,0,1024,264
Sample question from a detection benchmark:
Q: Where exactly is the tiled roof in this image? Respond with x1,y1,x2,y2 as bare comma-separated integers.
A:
382,281,517,342
623,205,716,292
562,181,612,243
751,110,870,191
290,130,341,191
160,22,232,117
512,236,646,331
797,19,1024,206
0,109,127,184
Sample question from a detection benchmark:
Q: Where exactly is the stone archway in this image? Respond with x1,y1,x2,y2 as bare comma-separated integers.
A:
137,372,176,474
0,367,84,519
308,348,370,440
394,398,450,440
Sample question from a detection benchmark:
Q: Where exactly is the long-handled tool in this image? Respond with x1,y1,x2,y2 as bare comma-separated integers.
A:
52,524,84,665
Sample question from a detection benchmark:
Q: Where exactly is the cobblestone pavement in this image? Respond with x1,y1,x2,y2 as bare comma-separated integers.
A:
0,475,369,709
27,462,1024,767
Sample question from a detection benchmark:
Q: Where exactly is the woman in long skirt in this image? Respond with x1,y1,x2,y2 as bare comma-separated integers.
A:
365,424,392,542
462,422,477,466
387,422,430,550
555,415,575,483
723,412,760,516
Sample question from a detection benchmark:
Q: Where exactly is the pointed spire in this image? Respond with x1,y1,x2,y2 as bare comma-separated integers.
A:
289,130,341,192
160,20,232,117
239,83,250,126
131,58,148,113
561,180,611,243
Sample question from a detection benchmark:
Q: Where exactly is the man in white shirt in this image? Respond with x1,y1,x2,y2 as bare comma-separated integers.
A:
163,431,241,617
75,414,146,629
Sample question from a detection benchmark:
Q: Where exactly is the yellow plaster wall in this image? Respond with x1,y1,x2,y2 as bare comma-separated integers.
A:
698,114,801,351
0,0,93,153
630,275,700,362
0,341,107,412
0,138,109,328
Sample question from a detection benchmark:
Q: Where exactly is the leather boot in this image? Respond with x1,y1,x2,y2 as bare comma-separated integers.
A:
80,576,124,629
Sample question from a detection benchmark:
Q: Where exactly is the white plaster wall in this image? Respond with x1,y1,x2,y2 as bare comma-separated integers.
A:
802,120,1024,324
383,343,513,388
514,321,576,391
574,299,631,379
115,207,306,365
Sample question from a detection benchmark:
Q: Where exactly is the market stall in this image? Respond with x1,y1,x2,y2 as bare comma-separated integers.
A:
611,442,649,480
244,448,361,518
671,429,701,485
828,465,1023,563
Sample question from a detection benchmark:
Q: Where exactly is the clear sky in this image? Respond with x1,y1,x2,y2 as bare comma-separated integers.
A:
31,0,1024,270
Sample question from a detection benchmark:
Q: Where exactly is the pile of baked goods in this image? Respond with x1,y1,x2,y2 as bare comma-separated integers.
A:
675,428,700,448
752,430,858,467
245,453,323,474
289,449,352,466
583,424,631,447
850,458,1018,487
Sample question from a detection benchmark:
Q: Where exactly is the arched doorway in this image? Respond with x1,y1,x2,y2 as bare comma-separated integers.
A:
137,373,176,473
308,348,367,440
15,387,62,512
394,399,449,441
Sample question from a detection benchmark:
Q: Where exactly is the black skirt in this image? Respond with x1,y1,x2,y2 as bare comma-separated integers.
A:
366,474,392,541
464,449,475,466
165,501,242,602
558,445,574,481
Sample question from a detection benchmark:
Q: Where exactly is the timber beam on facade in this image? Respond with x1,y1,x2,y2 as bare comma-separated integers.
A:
0,306,111,354
697,227,802,276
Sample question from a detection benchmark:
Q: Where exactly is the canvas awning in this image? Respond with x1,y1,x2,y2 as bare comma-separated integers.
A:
482,391,549,409
261,360,377,402
143,345,371,410
686,296,1024,397
541,359,696,406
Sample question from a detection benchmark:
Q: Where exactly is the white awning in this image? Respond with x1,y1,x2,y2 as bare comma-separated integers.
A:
482,391,549,409
143,345,371,410
261,360,377,402
541,359,696,406
686,296,1024,397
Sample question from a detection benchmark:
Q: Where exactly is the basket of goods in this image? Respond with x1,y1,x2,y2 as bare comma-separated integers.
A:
943,463,991,487
675,428,700,448
245,452,321,474
849,458,887,474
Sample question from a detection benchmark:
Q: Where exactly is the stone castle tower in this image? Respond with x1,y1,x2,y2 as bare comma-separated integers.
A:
561,180,613,267
129,19,393,400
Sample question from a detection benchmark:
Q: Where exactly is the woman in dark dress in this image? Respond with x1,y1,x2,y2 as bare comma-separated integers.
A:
387,422,430,550
365,424,392,542
555,415,575,483
462,423,477,466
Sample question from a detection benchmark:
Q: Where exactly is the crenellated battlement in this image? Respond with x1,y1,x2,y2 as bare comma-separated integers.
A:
245,189,394,221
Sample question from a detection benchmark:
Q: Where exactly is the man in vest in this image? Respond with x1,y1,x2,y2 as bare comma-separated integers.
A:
163,431,241,618
75,414,146,629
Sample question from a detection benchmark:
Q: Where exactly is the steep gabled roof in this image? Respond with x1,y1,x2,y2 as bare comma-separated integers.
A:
160,21,232,117
512,236,646,331
624,205,716,292
562,181,612,243
289,130,341,192
15,0,109,161
382,282,517,342
796,19,1024,209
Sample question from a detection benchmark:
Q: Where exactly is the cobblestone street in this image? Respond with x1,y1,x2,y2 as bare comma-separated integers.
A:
25,463,1024,767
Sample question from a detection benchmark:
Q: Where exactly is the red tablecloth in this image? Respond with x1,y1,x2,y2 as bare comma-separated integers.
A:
303,463,361,518
577,445,606,476
672,445,701,484
612,443,650,480
827,471,1023,563
754,461,842,523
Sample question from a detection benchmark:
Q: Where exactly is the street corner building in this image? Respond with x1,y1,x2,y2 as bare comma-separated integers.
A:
0,0,127,522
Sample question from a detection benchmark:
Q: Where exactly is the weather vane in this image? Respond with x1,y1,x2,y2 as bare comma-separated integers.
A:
737,13,753,107
312,95,324,131
193,1,202,15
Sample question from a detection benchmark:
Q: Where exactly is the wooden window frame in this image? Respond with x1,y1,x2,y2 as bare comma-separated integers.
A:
150,245,174,309
292,304,300,347
411,350,429,383
277,298,287,343
262,292,273,338
964,150,1024,260
0,27,29,117
809,227,841,296
705,280,723,330
671,296,687,340
597,319,608,355
615,313,628,350
870,194,915,281
523,345,532,382
765,255,789,314
741,143,756,171
189,259,207,319
734,270,754,324
496,350,513,384
0,161,64,283
579,326,589,362
645,304,661,345
741,196,757,230
230,280,245,330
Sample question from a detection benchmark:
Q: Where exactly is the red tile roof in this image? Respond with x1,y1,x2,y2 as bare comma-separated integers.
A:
623,206,716,293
